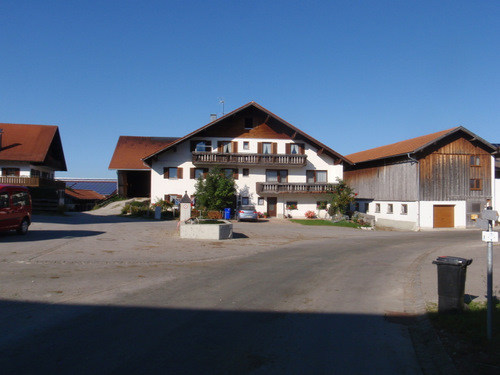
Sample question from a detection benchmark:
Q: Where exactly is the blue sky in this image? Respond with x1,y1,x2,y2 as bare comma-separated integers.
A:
1,0,499,178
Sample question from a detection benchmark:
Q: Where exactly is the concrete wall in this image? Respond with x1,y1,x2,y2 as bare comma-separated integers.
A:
180,221,233,240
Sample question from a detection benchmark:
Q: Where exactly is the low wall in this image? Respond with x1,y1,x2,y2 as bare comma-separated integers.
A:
180,220,233,240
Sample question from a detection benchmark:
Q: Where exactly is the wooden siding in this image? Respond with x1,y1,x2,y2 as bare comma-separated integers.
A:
344,162,418,201
419,138,492,201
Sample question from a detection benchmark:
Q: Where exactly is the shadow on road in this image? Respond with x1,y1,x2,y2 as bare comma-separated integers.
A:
0,229,105,242
32,212,165,225
0,299,429,375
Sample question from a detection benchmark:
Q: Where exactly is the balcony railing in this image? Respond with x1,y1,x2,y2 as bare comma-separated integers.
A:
0,176,66,189
256,182,334,194
192,152,307,166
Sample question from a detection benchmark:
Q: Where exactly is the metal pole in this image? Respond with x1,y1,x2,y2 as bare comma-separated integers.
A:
487,219,493,340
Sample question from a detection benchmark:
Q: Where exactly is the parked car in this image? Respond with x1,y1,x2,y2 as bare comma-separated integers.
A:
0,185,32,235
236,205,258,222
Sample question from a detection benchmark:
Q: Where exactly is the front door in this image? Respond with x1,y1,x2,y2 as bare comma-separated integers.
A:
433,205,455,228
267,197,277,217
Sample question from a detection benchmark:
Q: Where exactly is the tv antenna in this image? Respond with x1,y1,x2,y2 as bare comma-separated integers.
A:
219,98,225,116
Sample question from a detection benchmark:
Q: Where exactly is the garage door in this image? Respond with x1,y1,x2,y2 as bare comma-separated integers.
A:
433,205,455,228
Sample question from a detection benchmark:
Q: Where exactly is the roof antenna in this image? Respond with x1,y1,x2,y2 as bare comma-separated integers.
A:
219,98,225,116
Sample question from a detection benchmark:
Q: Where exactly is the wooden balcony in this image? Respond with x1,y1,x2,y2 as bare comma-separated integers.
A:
256,182,334,194
0,176,66,189
192,152,307,167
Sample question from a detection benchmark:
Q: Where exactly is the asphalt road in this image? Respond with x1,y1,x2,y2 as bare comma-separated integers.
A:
0,212,494,374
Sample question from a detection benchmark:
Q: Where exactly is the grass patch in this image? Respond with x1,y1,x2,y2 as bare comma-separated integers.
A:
289,219,361,228
426,300,500,373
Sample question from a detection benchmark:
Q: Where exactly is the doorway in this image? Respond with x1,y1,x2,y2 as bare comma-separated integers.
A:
433,205,455,228
267,197,277,217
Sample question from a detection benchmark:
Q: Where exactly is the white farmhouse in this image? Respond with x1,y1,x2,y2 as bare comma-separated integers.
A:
142,102,351,218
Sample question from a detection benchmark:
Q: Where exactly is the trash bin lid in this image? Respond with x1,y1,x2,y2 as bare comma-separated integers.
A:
432,256,473,266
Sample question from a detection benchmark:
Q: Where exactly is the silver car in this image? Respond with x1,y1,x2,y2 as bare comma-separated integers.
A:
236,205,258,222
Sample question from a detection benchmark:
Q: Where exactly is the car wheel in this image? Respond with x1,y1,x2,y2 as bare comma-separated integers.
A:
16,219,29,235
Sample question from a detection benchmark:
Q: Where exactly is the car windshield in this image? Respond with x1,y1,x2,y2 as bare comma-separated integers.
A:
240,206,255,211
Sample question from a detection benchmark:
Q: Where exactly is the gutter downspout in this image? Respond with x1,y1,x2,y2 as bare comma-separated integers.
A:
408,153,420,231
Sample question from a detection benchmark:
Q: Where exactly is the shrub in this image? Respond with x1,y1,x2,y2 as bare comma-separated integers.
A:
304,210,316,219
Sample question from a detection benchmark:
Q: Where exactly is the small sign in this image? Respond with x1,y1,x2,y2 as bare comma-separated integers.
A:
482,231,499,243
481,210,499,221
476,218,490,230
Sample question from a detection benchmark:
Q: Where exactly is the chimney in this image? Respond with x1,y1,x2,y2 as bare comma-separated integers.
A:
210,114,217,122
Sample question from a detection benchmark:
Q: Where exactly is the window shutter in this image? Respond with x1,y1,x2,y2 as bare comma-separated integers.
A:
299,143,305,155
257,142,263,154
233,169,239,180
272,143,278,154
285,144,291,154
232,141,238,153
190,141,196,152
177,168,183,179
163,167,169,179
203,168,208,179
217,141,223,153
190,168,195,179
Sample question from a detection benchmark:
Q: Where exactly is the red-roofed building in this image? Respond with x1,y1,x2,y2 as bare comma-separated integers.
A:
0,123,67,210
345,127,497,230
109,136,178,197
65,188,105,211
110,102,351,218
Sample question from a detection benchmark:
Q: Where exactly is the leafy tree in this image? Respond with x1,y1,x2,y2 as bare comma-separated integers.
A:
327,178,357,216
194,166,236,211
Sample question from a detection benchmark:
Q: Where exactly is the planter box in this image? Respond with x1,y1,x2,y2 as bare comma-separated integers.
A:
180,220,233,240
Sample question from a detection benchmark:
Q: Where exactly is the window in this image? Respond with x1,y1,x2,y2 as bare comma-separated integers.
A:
258,197,264,206
244,117,253,129
242,168,249,177
401,204,408,215
262,142,272,154
243,141,249,150
12,191,29,207
2,168,20,177
191,140,211,152
0,192,8,209
30,169,41,177
218,141,234,153
286,201,298,210
470,179,482,191
241,197,249,205
266,169,288,182
375,203,380,213
387,204,393,214
470,156,481,166
224,168,238,180
306,170,327,183
286,143,304,155
316,201,328,210
163,167,183,179
190,168,208,179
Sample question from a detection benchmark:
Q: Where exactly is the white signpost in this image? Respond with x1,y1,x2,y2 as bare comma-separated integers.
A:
480,208,499,340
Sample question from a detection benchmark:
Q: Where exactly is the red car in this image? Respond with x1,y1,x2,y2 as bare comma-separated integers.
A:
0,185,32,235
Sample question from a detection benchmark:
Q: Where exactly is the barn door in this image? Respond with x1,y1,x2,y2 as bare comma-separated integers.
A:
433,205,455,228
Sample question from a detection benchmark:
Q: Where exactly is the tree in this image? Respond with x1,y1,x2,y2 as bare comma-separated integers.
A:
327,178,357,217
194,166,236,211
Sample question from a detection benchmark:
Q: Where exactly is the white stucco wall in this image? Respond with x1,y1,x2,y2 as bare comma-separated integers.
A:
150,137,342,217
419,201,467,229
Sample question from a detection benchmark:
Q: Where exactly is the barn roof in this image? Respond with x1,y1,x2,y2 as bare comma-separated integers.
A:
346,126,497,164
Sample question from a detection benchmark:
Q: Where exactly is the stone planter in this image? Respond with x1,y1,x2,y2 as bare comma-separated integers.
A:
180,220,233,240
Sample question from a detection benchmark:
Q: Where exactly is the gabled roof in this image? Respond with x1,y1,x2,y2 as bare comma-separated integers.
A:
143,101,351,166
109,136,179,170
65,188,105,201
346,126,497,164
0,123,67,171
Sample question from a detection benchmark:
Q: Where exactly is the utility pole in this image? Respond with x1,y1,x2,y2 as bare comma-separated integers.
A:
480,207,499,340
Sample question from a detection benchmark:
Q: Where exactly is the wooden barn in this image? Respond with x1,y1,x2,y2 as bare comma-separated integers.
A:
344,127,497,230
